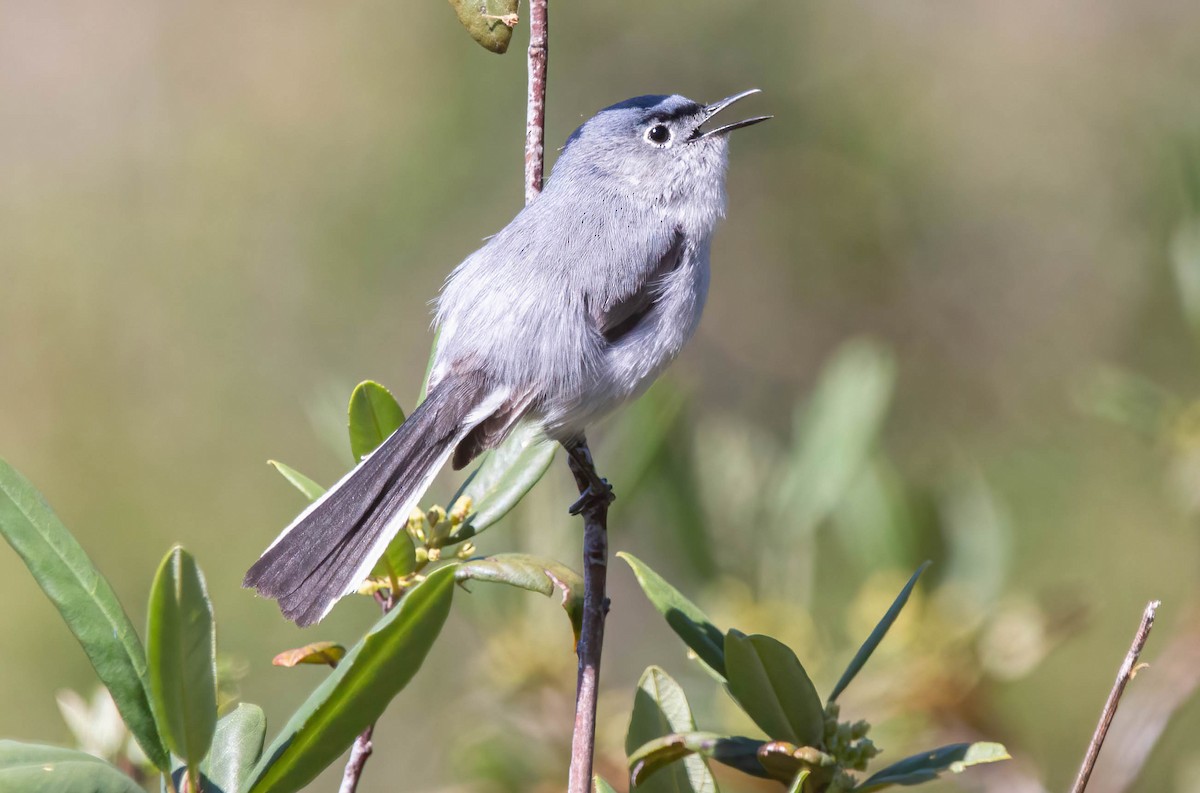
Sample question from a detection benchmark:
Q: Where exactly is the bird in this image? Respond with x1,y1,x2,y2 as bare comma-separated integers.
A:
244,90,770,625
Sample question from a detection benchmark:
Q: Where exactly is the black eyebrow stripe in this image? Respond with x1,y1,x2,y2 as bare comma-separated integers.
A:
648,103,703,124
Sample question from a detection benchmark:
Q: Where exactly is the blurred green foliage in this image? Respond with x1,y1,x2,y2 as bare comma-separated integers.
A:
4,1,1200,792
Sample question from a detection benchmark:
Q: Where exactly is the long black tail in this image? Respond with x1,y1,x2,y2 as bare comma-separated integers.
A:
244,375,490,625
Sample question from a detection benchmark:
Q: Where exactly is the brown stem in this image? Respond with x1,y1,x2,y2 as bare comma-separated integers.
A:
564,439,610,793
339,724,375,793
339,593,394,792
525,0,549,203
1070,600,1161,793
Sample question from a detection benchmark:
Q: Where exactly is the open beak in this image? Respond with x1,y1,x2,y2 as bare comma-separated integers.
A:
690,89,772,141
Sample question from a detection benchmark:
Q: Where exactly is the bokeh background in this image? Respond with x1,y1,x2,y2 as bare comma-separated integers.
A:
4,1,1200,791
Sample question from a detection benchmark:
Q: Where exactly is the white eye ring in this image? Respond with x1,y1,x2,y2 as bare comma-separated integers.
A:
645,124,672,146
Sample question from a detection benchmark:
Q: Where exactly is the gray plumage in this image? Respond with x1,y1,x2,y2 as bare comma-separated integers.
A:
244,91,769,625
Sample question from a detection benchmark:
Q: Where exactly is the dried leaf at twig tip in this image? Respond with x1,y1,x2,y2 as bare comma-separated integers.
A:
447,0,519,54
272,642,347,668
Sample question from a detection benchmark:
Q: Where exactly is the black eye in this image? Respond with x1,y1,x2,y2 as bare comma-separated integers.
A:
646,124,671,144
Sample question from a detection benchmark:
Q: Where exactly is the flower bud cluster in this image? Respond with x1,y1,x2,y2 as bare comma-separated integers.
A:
822,702,879,772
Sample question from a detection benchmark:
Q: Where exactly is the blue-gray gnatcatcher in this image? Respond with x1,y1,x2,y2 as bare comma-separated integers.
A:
245,90,769,624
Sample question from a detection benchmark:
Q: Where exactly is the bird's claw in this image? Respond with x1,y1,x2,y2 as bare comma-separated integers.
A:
568,479,615,516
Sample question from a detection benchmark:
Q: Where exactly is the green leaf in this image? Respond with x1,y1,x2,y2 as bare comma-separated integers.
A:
618,553,726,679
724,632,824,746
828,562,929,703
446,0,518,54
625,666,717,793
147,546,217,769
347,381,406,462
267,461,325,501
271,642,346,668
0,741,144,793
200,704,267,793
448,422,556,541
372,529,417,580
629,733,768,786
786,768,810,793
768,340,895,602
855,742,1009,791
456,554,583,642
776,339,895,528
248,566,455,793
0,459,168,770
594,777,619,793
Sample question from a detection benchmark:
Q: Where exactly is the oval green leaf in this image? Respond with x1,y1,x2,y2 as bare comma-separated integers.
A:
0,741,144,793
619,553,726,679
247,566,456,793
446,0,518,54
267,461,325,502
147,546,217,768
772,339,895,533
625,666,716,793
724,632,824,747
855,742,1009,791
828,561,929,703
0,459,168,770
347,381,406,462
447,423,556,542
372,529,417,580
456,554,583,642
200,704,267,793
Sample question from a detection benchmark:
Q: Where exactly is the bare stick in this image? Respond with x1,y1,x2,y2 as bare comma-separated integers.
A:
565,440,610,793
338,724,374,793
339,592,394,792
1070,600,1161,793
525,0,549,203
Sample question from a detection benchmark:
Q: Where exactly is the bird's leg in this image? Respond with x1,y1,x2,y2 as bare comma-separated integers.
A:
563,438,615,516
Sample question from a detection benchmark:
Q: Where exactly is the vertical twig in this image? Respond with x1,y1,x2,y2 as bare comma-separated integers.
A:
565,441,610,793
339,592,394,793
523,5,607,790
339,725,374,793
525,0,549,203
1070,600,1161,793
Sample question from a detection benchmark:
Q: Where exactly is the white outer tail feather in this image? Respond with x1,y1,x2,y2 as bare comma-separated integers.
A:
259,388,510,624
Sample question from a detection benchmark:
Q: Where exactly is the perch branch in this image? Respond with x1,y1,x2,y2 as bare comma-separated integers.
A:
564,439,611,793
1070,600,1161,793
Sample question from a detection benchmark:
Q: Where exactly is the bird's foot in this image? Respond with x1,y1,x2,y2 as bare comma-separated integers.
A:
568,478,615,516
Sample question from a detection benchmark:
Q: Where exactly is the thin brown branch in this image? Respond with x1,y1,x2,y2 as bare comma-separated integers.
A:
339,724,375,793
1084,602,1200,793
525,0,549,203
1070,600,1161,793
339,593,393,792
565,439,610,793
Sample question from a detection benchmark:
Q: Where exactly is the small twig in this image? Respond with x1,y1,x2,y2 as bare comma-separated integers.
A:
525,0,548,203
564,439,610,793
339,593,395,792
338,724,375,793
1070,600,1161,793
1083,602,1200,793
